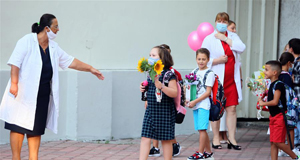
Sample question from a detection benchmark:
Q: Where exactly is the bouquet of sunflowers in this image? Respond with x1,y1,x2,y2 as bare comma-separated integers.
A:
246,65,271,119
137,58,164,82
137,57,164,102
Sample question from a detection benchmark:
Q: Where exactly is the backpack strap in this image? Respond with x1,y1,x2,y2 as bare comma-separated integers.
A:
163,70,177,84
272,80,293,150
203,70,213,88
272,81,284,109
193,67,199,75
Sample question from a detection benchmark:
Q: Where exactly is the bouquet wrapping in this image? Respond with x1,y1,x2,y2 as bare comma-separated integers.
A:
185,73,198,102
246,65,271,119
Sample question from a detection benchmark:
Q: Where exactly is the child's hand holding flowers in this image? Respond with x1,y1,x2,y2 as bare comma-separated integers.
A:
257,97,264,106
154,76,163,89
188,100,196,108
137,57,164,103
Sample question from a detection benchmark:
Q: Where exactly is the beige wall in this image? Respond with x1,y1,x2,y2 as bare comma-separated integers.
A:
0,0,228,144
0,0,227,70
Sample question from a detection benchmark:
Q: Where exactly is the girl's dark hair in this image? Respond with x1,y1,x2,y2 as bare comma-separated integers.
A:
32,13,56,34
196,48,210,59
228,20,236,26
279,52,295,65
154,46,174,69
160,44,171,53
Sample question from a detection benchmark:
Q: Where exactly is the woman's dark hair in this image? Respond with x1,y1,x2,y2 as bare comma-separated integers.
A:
196,48,210,59
228,20,236,26
32,13,56,34
154,45,174,69
279,52,294,65
288,38,300,55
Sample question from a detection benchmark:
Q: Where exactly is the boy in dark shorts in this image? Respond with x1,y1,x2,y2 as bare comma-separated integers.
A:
258,60,300,160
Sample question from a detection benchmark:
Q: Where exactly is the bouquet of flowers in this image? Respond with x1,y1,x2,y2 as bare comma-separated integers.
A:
137,57,164,82
246,65,271,119
185,73,198,102
137,57,164,102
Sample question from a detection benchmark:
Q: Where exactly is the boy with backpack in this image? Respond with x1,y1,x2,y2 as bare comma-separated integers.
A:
258,60,300,160
186,48,214,160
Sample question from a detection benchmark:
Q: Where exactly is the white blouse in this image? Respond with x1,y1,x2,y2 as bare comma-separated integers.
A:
0,33,74,134
201,30,246,103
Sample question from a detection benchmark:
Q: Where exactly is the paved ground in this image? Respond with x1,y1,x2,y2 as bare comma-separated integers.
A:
0,127,294,160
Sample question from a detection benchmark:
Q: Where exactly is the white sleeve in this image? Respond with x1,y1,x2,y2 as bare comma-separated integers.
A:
231,33,246,54
7,36,28,68
205,72,215,87
201,36,213,69
57,45,75,70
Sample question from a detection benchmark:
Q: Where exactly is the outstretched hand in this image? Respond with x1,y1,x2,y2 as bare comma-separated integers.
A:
91,68,105,80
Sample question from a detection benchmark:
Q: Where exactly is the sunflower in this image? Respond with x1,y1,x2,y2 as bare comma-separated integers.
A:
154,60,164,75
137,58,144,73
137,57,149,73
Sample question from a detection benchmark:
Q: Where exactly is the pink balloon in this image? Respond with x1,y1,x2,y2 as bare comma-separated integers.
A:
187,31,203,51
197,22,214,40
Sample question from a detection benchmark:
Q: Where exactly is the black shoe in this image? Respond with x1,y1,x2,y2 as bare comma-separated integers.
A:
203,151,214,160
212,143,222,149
227,140,241,150
173,142,181,157
149,147,160,157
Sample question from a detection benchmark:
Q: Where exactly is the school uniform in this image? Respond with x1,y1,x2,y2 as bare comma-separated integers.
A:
141,69,176,140
0,33,74,134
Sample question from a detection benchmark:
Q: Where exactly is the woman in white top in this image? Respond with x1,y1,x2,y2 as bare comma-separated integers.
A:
201,12,245,150
0,13,104,160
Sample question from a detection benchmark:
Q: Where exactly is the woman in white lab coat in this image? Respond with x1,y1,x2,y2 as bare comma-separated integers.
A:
201,12,245,150
0,13,104,160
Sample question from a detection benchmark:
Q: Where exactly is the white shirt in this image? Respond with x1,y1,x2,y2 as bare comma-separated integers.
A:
201,30,246,103
0,33,74,134
192,68,215,110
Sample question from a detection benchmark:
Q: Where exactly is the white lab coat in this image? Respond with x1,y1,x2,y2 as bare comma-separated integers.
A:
201,30,246,103
0,33,74,134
